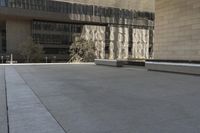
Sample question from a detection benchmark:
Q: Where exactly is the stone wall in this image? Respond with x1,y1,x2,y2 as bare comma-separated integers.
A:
154,0,200,61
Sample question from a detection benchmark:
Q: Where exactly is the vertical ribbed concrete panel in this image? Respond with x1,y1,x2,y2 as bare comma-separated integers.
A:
132,29,149,59
122,27,129,59
109,26,129,60
81,25,106,59
109,27,115,60
79,26,151,60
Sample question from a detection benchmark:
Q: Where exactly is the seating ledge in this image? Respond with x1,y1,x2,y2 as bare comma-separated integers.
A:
145,61,200,75
95,59,123,67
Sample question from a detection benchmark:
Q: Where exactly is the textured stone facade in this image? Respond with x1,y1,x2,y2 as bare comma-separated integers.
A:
154,0,200,61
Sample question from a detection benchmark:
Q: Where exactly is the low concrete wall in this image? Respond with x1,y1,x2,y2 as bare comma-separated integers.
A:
146,61,200,75
95,59,123,67
127,60,145,66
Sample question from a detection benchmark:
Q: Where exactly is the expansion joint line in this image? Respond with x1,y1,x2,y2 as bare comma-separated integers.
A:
3,66,10,133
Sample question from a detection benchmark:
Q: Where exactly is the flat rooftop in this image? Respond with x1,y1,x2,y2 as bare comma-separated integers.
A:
1,64,200,133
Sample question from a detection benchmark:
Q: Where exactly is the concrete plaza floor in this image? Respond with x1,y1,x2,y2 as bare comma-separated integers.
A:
1,64,200,133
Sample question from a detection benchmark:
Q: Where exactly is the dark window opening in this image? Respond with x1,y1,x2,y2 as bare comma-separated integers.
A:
32,20,84,55
43,48,68,55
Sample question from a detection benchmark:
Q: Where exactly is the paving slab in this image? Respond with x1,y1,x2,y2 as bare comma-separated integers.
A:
5,66,66,133
13,64,200,133
0,66,8,133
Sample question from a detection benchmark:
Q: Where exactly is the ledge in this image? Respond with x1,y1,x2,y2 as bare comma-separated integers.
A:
127,60,145,66
95,59,123,67
145,61,200,75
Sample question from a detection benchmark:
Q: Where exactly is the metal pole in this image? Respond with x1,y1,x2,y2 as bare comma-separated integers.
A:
10,53,13,64
53,56,56,63
45,56,48,63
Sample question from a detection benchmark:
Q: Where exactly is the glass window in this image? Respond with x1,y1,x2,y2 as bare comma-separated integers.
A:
99,7,105,16
73,3,78,14
77,4,81,14
120,9,124,18
82,5,87,15
32,21,82,47
126,10,131,19
106,8,111,17
86,5,93,15
99,7,106,17
63,2,68,13
94,6,99,16
67,3,72,14
0,0,6,6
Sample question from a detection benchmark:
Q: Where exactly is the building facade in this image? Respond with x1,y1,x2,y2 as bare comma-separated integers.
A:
154,0,200,61
0,0,154,62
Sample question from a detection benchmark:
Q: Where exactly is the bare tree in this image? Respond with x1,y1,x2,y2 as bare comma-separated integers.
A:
68,37,96,63
17,37,44,63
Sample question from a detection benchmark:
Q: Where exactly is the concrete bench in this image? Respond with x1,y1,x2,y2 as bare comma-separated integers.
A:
95,59,124,67
145,61,200,75
127,60,145,66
